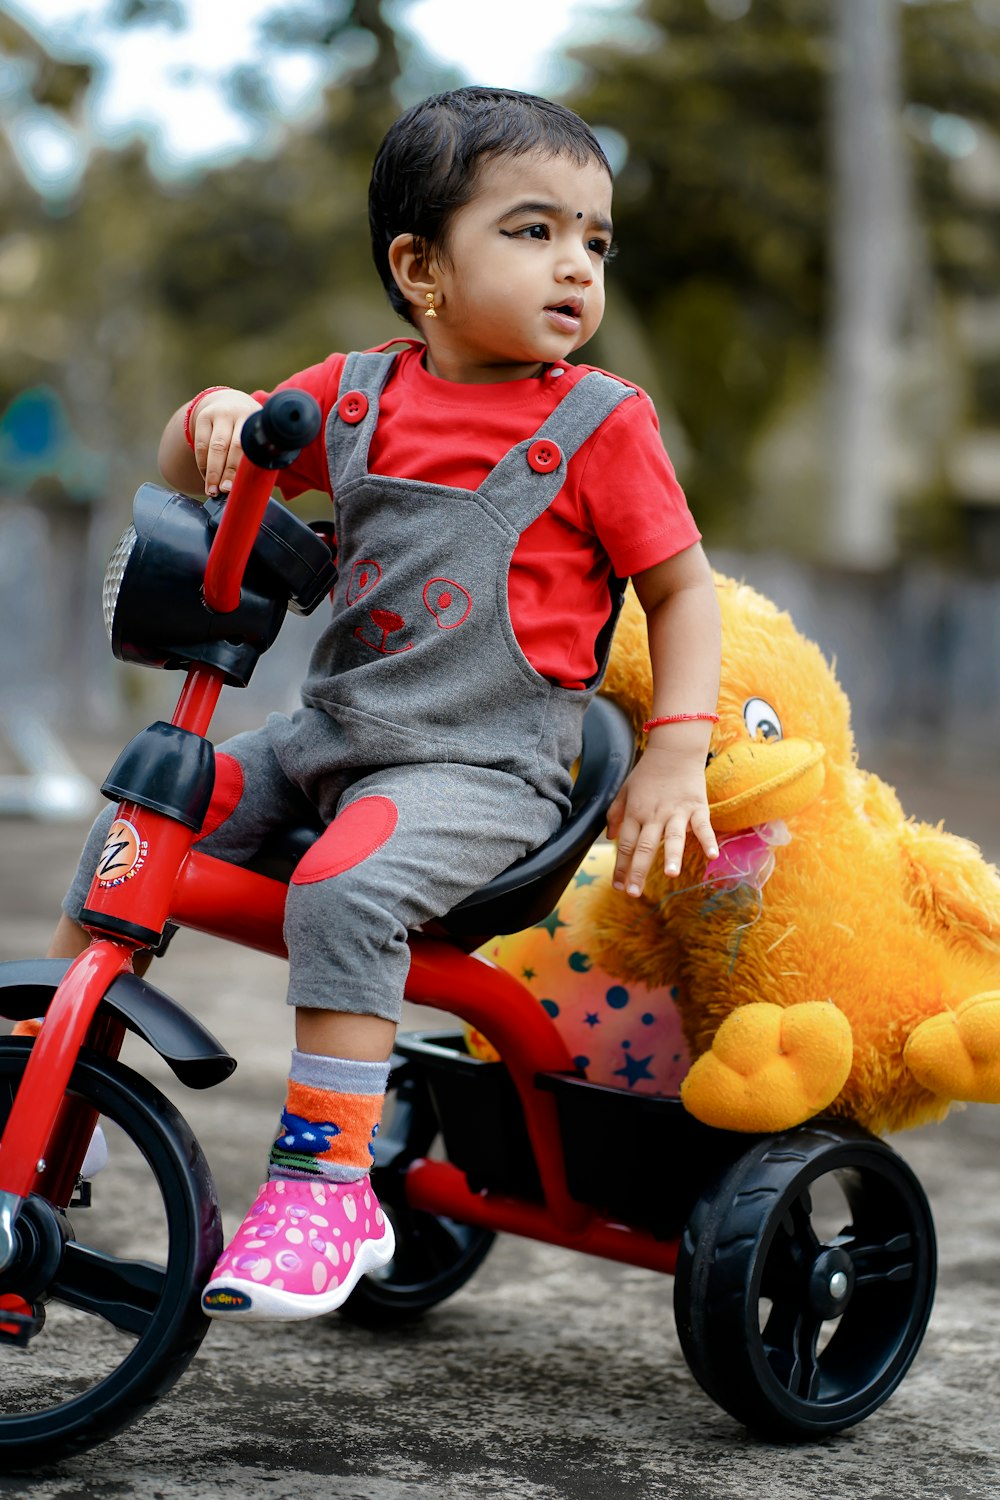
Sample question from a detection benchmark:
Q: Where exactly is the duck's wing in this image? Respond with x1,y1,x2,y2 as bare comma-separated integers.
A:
899,815,1000,954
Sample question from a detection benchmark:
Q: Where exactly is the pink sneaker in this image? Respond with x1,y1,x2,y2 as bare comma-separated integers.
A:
201,1176,395,1321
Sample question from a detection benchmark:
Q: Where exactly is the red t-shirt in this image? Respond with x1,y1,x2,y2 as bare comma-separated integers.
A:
258,342,699,688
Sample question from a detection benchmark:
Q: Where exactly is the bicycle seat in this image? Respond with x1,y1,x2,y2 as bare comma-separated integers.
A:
243,696,635,939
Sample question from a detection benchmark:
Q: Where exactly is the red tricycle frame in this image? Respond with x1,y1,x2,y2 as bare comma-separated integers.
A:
0,398,938,1465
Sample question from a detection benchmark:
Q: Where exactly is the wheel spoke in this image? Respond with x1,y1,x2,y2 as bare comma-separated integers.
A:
760,1191,820,1299
48,1237,166,1338
762,1299,824,1400
786,1191,821,1257
760,1235,800,1298
839,1230,914,1287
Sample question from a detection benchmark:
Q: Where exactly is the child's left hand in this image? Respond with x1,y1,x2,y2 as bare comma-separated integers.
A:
606,739,718,897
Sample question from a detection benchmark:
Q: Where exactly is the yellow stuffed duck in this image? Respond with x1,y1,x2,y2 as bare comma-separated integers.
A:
480,575,1000,1138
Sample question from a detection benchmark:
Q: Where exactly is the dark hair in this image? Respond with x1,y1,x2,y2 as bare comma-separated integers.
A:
368,86,613,322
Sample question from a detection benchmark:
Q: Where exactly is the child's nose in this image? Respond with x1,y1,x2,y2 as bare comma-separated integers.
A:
559,246,593,284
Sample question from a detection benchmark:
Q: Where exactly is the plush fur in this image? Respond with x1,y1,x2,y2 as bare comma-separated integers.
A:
580,575,1000,1136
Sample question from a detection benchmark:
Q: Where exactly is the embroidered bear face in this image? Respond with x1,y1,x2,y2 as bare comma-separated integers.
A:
345,558,473,655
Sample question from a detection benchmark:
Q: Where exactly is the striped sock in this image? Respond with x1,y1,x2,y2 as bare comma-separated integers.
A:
268,1049,390,1184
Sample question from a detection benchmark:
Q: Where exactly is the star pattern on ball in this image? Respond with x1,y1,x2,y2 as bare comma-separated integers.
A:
536,909,569,939
613,1051,655,1088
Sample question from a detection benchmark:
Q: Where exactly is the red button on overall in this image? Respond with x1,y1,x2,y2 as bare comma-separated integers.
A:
338,390,369,424
527,439,561,473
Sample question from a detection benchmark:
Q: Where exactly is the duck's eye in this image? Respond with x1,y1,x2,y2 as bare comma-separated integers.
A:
744,697,782,742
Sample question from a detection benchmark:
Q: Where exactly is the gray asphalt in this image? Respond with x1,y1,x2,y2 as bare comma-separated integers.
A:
1,736,999,1499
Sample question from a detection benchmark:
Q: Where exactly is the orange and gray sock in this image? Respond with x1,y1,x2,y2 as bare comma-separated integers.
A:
267,1049,389,1184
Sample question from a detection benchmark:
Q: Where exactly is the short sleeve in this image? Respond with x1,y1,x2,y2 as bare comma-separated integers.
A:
251,353,348,501
578,389,700,578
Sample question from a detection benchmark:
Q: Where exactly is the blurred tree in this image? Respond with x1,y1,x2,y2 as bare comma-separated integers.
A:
148,0,409,396
4,0,1000,566
0,0,421,512
570,0,1000,556
0,6,92,117
571,0,830,544
0,9,97,453
0,0,423,725
828,0,906,569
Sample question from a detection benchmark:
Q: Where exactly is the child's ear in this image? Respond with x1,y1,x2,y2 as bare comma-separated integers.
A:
388,234,437,320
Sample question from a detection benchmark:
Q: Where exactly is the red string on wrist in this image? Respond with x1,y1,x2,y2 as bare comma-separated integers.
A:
642,712,720,733
183,386,230,449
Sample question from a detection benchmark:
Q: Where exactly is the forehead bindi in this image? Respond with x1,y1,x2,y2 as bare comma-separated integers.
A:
472,151,613,226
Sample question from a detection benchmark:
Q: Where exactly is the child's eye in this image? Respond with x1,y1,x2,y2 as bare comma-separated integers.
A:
502,224,549,241
589,238,617,262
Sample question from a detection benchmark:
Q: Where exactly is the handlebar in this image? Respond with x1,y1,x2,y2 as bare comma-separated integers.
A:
202,388,322,614
241,389,322,470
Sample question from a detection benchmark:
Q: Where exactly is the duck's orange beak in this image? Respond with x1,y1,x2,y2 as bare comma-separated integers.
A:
706,737,826,834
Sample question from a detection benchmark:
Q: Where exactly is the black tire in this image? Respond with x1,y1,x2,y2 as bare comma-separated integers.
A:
673,1120,936,1440
0,1038,221,1468
340,1059,494,1326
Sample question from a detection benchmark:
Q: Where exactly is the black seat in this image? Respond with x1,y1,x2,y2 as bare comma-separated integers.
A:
243,695,636,940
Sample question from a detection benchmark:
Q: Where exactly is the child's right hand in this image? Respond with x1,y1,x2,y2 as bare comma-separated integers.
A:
188,388,262,497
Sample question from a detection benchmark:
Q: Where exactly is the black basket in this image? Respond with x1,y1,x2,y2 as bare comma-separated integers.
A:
392,1032,542,1199
393,1031,754,1237
537,1071,755,1239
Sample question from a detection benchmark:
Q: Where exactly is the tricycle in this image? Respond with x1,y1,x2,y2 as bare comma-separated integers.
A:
0,393,936,1466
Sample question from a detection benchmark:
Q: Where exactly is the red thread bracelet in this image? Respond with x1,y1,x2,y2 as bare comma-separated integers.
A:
642,712,720,733
183,386,230,449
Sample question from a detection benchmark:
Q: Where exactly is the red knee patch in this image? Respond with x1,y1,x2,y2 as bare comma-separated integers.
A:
291,796,398,884
198,753,245,838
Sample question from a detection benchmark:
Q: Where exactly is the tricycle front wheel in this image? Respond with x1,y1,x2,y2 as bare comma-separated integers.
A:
673,1120,936,1440
0,1038,221,1468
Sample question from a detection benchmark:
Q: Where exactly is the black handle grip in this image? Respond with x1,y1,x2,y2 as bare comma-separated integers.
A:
241,388,322,470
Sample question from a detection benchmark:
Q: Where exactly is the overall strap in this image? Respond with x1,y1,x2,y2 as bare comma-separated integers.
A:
479,370,637,533
325,350,399,494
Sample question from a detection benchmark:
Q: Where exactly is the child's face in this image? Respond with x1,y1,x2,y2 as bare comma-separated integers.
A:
424,149,614,383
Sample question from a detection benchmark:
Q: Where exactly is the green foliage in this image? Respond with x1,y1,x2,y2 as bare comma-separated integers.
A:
0,8,93,110
2,0,1000,553
569,0,1000,543
568,0,831,534
0,0,415,512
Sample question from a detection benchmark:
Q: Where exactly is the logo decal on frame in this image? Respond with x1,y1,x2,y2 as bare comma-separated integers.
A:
96,818,148,887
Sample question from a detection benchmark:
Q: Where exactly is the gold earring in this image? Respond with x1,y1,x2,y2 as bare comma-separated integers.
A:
424,291,438,319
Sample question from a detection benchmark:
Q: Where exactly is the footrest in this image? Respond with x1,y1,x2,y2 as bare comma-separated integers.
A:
0,1297,44,1348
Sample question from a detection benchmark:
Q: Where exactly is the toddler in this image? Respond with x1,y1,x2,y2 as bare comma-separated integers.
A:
52,86,721,1321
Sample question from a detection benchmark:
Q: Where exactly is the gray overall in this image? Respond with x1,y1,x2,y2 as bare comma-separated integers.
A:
66,353,635,1021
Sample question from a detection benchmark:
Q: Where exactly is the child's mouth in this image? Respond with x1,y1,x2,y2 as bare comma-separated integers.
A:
545,300,583,333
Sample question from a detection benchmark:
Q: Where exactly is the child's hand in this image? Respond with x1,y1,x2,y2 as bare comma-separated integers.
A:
189,389,262,497
606,740,718,897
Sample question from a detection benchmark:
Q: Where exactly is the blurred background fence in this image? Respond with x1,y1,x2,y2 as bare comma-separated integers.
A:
1,0,999,783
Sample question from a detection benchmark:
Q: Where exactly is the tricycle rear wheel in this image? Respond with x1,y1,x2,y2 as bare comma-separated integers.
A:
340,1058,494,1326
673,1120,936,1439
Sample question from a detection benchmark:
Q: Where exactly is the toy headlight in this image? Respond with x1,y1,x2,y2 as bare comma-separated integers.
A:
102,524,138,640
102,484,335,688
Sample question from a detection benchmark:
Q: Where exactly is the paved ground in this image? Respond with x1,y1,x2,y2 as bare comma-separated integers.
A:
1,735,999,1499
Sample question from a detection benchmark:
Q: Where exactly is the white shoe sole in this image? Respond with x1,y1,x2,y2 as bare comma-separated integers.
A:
202,1218,395,1322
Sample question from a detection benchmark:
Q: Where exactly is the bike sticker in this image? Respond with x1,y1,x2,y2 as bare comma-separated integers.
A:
96,818,148,887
